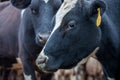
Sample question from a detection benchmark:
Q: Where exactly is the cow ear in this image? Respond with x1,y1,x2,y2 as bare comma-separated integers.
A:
86,0,106,27
10,0,31,9
89,0,106,16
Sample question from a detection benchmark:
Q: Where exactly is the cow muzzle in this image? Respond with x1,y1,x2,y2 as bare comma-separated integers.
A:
36,53,58,73
36,33,50,46
36,50,49,72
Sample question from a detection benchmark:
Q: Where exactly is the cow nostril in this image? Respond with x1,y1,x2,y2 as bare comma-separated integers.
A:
38,35,44,41
36,34,46,46
36,33,50,45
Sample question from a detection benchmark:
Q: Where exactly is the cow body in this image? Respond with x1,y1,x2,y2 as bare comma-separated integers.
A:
0,1,10,11
0,2,21,80
11,0,62,80
36,0,120,79
0,1,21,67
0,0,8,2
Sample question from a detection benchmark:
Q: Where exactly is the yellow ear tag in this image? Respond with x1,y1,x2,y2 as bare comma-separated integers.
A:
96,8,101,27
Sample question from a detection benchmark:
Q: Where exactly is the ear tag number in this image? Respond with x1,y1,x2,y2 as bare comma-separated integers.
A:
96,8,101,27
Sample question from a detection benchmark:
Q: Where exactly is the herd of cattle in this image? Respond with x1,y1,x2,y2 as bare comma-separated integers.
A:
0,0,120,80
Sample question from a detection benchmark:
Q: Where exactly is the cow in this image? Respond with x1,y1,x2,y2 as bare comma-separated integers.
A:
0,1,21,80
0,1,21,67
36,0,120,79
10,0,63,80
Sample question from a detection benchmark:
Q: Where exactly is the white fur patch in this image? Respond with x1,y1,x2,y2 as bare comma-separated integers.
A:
24,73,32,80
43,0,49,3
16,57,22,64
21,9,25,19
51,0,78,35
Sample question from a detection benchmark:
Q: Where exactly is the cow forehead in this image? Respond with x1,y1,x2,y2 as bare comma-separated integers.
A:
43,0,50,3
51,0,78,34
40,0,78,58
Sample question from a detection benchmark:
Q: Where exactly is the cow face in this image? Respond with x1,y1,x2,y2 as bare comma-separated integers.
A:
11,0,63,46
36,0,106,72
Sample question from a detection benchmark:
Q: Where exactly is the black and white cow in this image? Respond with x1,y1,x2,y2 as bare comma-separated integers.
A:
10,0,62,80
36,0,120,79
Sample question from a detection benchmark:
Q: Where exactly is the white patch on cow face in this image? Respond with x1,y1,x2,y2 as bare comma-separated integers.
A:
43,0,49,3
51,0,78,35
24,73,32,80
21,9,25,19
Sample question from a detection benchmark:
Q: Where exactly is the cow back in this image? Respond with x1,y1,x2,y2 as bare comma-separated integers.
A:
0,3,21,58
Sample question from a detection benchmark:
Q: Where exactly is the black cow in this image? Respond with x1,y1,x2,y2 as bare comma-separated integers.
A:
10,0,62,80
36,0,120,79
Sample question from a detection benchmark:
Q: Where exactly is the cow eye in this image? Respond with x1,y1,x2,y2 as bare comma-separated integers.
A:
66,20,76,31
31,8,38,15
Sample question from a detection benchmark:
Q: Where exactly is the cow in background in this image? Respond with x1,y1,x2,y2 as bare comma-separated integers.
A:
0,1,52,80
54,58,104,80
10,0,63,80
0,1,21,80
85,57,104,80
0,1,20,68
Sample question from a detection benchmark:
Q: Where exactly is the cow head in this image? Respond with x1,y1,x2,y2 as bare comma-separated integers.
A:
36,0,106,72
11,0,63,46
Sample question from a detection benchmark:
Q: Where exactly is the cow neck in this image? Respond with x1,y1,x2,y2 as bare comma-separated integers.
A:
96,13,120,79
99,13,119,58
